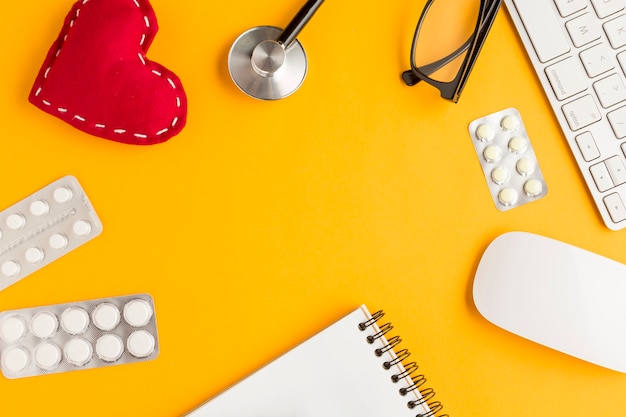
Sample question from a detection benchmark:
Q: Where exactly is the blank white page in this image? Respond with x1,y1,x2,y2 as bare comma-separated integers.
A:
184,305,432,417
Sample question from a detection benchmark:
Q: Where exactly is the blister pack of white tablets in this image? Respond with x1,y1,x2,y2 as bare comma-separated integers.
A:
0,294,158,378
468,108,548,211
0,175,102,292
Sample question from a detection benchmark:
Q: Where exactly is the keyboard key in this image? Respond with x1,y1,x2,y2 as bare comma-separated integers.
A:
591,0,625,19
566,13,603,47
607,105,626,137
593,73,626,108
603,192,626,222
604,14,626,49
580,44,615,77
590,161,614,191
606,155,626,185
546,57,588,100
562,95,602,130
510,0,571,62
575,131,601,161
617,51,626,74
555,0,587,17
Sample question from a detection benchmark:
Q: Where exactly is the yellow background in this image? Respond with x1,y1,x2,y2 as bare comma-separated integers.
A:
1,0,625,415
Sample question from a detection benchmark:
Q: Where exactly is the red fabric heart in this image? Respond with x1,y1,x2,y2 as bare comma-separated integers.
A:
29,0,187,145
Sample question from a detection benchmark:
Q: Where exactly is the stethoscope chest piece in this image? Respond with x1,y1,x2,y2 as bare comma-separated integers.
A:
228,26,307,101
227,0,324,100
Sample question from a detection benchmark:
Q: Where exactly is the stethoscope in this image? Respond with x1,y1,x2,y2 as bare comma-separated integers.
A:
228,0,325,100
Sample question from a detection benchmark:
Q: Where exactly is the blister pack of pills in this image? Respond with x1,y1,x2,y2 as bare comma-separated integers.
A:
0,294,158,378
468,108,548,211
0,175,102,292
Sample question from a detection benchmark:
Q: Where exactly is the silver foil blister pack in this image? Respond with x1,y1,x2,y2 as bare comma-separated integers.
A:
0,175,102,292
0,294,159,378
468,108,548,211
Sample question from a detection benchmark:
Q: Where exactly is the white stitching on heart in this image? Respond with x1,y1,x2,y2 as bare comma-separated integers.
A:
32,0,185,143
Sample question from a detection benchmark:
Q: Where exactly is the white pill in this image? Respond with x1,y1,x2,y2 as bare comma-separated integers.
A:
6,214,25,230
508,136,528,154
30,312,58,339
1,346,29,374
1,260,20,277
483,145,502,163
64,338,93,366
92,303,120,331
34,342,62,371
498,187,518,206
501,115,520,131
123,299,153,327
49,233,68,250
475,123,494,142
96,334,124,362
524,178,544,197
516,157,536,176
29,200,49,216
0,315,26,343
53,186,73,203
0,229,2,240
491,166,510,185
25,247,45,264
127,330,155,358
72,220,91,237
61,307,90,335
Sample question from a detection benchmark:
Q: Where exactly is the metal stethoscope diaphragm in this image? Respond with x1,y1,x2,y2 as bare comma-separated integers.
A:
228,0,325,100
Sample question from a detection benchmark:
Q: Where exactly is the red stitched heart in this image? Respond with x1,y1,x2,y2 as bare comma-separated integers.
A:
29,0,187,145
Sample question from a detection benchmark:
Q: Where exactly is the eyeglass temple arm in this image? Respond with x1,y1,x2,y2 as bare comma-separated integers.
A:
448,0,502,99
401,37,472,86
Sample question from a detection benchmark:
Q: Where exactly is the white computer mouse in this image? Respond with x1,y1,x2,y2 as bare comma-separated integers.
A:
473,231,626,373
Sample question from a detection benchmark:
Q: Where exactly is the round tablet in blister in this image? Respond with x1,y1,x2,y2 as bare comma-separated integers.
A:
61,307,90,335
34,342,62,371
508,136,528,154
483,145,502,163
0,315,26,343
127,330,155,358
29,200,49,216
491,166,510,185
49,233,68,250
476,123,495,142
516,157,536,176
25,247,45,264
524,178,544,197
30,311,58,339
6,213,26,230
2,346,30,374
501,114,520,132
123,299,153,327
64,338,93,366
96,334,124,362
498,187,518,206
92,303,120,331
53,186,73,203
72,220,92,237
1,260,20,277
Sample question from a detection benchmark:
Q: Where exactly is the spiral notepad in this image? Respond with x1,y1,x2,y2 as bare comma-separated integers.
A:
184,305,447,417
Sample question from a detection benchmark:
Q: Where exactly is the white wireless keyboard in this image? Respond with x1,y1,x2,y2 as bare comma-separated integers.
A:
505,0,626,230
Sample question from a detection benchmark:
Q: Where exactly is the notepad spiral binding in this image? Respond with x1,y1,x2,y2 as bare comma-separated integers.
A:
359,310,448,417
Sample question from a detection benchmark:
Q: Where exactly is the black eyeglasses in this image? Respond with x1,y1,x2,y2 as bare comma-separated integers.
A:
402,0,503,103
